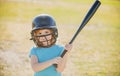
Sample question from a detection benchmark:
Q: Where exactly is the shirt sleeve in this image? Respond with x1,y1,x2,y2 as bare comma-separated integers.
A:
58,45,65,56
29,47,36,58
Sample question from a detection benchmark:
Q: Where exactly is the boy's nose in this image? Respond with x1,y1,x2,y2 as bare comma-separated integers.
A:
39,36,46,41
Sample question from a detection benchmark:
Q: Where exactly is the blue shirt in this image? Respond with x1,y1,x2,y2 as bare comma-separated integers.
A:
29,44,64,76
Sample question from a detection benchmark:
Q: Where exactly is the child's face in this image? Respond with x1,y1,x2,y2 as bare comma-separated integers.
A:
34,29,53,47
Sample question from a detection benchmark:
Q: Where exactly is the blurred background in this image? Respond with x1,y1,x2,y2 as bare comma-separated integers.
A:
0,0,120,76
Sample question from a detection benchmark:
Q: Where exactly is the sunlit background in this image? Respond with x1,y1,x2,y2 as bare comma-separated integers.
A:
0,0,120,76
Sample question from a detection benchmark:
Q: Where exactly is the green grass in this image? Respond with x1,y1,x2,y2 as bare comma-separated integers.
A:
0,0,120,76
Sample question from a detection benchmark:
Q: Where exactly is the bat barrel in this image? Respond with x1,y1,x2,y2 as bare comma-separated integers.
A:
69,0,101,44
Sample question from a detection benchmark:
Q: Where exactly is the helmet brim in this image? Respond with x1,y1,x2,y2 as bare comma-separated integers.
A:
32,26,56,31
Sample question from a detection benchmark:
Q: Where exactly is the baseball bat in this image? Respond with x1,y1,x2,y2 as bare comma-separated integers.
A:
61,0,101,57
54,0,101,68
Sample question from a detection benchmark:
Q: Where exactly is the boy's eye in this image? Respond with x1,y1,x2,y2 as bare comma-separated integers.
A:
39,33,42,35
45,31,49,33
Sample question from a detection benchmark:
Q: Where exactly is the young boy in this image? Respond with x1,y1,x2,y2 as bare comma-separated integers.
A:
29,14,72,76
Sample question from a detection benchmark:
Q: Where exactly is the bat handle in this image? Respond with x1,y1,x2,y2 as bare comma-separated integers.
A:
53,49,68,68
61,49,68,57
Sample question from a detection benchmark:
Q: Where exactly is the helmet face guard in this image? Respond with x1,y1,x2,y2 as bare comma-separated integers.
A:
30,14,58,48
31,28,58,48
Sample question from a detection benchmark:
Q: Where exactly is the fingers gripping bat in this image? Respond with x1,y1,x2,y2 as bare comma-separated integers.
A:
54,0,101,68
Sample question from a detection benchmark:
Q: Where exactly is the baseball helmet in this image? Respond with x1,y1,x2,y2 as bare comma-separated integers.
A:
30,14,58,47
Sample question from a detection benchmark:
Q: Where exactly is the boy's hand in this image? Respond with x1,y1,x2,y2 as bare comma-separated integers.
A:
52,57,62,65
65,44,72,52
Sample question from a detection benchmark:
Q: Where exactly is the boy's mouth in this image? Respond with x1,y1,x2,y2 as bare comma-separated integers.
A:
38,40,51,46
